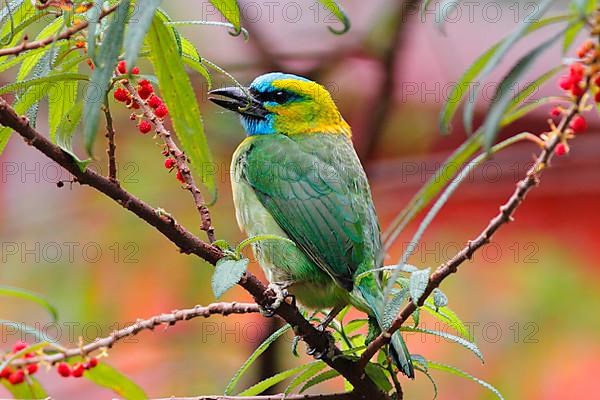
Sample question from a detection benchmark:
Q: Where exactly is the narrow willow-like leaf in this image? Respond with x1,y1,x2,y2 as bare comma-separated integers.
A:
123,0,161,69
48,52,79,139
0,72,88,95
211,258,249,298
225,324,291,395
482,30,565,148
1,376,47,399
401,326,484,362
0,286,58,321
365,363,392,393
413,364,438,400
382,288,408,330
86,0,101,62
383,131,483,250
319,0,351,34
16,16,63,81
284,361,326,395
0,0,37,47
426,360,504,400
504,66,562,116
462,0,560,133
0,47,46,74
83,0,130,155
300,369,340,393
501,96,567,126
238,364,310,396
563,20,585,53
55,100,90,170
147,13,216,200
209,0,241,35
423,300,473,341
180,36,212,88
84,363,147,400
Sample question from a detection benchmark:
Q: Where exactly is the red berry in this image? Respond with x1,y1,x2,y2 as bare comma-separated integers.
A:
26,363,38,375
57,362,71,377
8,370,24,385
176,170,185,183
577,40,594,58
147,95,162,109
137,84,153,100
131,101,140,110
164,158,176,169
155,104,169,118
595,91,600,103
558,75,573,91
72,363,85,378
117,60,127,74
594,75,600,87
571,84,585,97
1,367,13,379
569,63,585,82
114,87,130,102
86,357,98,369
555,143,568,156
12,340,28,353
138,120,152,134
130,113,137,120
131,66,140,74
550,107,561,117
570,115,587,133
138,79,151,87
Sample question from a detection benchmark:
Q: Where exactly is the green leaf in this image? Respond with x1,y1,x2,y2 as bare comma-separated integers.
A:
55,100,90,170
83,0,130,155
365,363,392,393
422,300,474,342
284,361,327,395
238,364,310,396
211,258,248,298
0,73,87,96
84,362,147,400
147,13,216,201
16,16,64,81
413,364,438,400
209,0,242,35
501,96,566,126
412,307,420,327
409,268,430,305
123,0,161,69
1,376,47,399
225,324,291,395
48,53,79,139
504,66,563,116
180,36,212,88
86,0,101,62
235,234,295,257
424,360,504,400
432,288,448,310
319,0,351,34
401,326,483,362
0,285,58,321
482,30,565,148
383,131,483,249
300,369,340,393
382,288,408,330
462,1,562,133
0,48,46,74
563,20,585,53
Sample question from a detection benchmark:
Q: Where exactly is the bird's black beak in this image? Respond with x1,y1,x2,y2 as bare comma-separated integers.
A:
208,87,268,119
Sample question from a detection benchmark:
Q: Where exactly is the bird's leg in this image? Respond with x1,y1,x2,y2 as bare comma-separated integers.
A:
316,304,345,332
260,281,294,317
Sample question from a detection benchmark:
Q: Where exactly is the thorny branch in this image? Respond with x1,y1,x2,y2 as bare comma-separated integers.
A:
358,69,593,370
9,303,260,367
0,4,118,57
122,80,216,244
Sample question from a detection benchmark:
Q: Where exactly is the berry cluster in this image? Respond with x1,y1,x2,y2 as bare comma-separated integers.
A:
0,341,39,385
163,156,186,183
112,61,169,135
549,39,595,156
56,357,98,379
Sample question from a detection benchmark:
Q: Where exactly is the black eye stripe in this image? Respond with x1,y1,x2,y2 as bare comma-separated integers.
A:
250,88,298,104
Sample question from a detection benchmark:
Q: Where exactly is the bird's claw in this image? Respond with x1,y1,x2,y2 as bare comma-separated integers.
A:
260,282,292,317
306,330,335,360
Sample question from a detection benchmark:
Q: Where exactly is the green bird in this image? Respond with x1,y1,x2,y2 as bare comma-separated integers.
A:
209,72,414,378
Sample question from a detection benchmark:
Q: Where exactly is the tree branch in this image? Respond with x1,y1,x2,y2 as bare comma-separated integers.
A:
9,302,259,367
0,3,118,58
103,99,118,183
0,97,388,400
359,77,591,368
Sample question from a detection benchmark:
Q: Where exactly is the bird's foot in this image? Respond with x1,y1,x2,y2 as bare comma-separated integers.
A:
260,282,293,317
306,330,335,360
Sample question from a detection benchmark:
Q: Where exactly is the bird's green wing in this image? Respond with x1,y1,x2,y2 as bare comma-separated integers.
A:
236,133,381,291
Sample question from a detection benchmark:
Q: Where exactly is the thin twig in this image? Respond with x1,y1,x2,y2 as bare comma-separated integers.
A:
9,303,259,367
0,3,118,57
358,77,591,369
0,97,388,400
122,80,216,243
103,99,118,183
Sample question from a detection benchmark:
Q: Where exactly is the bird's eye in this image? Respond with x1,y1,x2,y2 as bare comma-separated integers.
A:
274,91,286,103
253,90,295,104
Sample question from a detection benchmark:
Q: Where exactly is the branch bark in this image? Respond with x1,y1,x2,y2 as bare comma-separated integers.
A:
10,302,259,367
0,4,118,57
0,97,388,400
